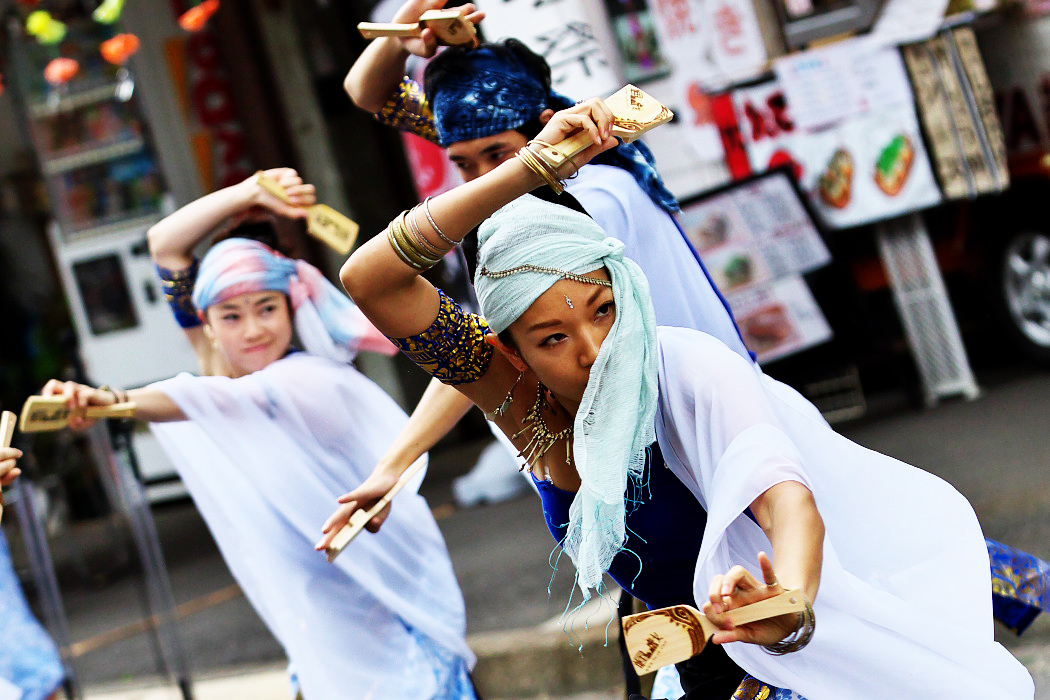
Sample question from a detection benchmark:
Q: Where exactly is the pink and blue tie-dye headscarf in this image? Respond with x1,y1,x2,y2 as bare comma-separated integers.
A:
193,238,396,362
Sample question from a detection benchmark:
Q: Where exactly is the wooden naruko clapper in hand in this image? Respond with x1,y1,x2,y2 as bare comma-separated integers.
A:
255,172,360,256
622,589,807,674
0,410,14,523
18,395,137,433
535,84,674,171
358,9,478,47
324,457,428,563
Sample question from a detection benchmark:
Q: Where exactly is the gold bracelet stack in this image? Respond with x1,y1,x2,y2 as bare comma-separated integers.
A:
762,598,816,655
387,206,457,271
516,142,565,194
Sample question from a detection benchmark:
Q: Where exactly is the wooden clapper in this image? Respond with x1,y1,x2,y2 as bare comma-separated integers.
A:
358,9,478,47
324,457,427,563
622,589,807,674
18,395,137,433
0,410,14,523
535,84,673,170
255,172,360,256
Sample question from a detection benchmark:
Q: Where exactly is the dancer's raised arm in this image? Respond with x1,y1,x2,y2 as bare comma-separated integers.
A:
344,0,484,113
148,168,315,375
342,102,615,340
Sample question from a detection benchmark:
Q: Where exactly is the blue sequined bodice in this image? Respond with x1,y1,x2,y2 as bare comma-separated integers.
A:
534,441,708,609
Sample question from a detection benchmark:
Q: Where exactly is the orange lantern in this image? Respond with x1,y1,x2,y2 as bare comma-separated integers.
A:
178,0,220,32
100,33,141,65
44,57,79,86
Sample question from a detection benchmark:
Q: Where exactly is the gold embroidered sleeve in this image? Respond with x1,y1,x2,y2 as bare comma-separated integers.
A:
375,76,440,144
389,288,494,385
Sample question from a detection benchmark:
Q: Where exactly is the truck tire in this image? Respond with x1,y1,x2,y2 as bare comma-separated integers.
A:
994,229,1050,363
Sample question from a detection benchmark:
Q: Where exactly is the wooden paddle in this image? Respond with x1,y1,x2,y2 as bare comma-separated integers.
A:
358,9,478,47
0,411,14,523
19,395,137,433
255,172,360,255
534,84,674,171
325,457,428,563
622,589,807,674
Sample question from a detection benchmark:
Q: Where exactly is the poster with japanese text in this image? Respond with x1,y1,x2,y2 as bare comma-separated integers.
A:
727,77,942,229
477,0,621,99
679,169,831,293
679,170,832,361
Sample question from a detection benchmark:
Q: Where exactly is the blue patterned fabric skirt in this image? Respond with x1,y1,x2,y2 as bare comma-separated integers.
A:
0,529,64,700
988,537,1050,634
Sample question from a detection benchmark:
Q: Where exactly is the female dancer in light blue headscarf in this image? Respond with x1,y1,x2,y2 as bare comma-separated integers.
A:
330,101,1034,699
40,175,477,700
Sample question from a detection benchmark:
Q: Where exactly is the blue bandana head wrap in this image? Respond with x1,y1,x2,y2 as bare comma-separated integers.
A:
429,43,680,213
475,194,659,597
193,238,395,363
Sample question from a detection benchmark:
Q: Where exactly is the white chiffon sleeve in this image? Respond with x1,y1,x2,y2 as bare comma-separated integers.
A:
653,326,1034,699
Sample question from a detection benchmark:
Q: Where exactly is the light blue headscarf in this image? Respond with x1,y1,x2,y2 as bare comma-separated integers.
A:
475,195,659,597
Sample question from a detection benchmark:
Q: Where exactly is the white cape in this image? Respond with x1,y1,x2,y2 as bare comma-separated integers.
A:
149,352,473,700
653,327,1033,698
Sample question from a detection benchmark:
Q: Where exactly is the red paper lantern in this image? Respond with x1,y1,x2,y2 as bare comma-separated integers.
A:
100,33,141,65
178,0,220,32
44,57,79,85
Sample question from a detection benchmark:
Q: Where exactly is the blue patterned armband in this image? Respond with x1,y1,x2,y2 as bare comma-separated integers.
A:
390,288,494,385
156,259,202,329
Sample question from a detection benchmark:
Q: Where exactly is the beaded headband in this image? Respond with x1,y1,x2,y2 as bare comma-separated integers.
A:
478,264,612,287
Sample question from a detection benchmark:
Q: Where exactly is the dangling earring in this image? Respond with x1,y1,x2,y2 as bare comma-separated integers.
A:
485,371,524,421
565,295,574,308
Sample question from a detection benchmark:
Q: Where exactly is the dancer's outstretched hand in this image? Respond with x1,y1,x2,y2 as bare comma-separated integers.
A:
702,551,803,646
315,463,402,549
40,379,113,431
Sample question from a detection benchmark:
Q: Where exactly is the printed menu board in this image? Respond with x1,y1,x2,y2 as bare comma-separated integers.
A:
680,169,833,362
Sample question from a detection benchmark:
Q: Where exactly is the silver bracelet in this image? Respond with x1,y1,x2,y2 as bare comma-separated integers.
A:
762,599,815,655
422,196,459,248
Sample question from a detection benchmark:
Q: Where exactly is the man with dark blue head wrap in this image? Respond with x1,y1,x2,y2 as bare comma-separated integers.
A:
346,4,748,357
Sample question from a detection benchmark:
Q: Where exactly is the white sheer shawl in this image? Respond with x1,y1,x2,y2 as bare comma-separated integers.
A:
654,327,1033,699
149,352,473,700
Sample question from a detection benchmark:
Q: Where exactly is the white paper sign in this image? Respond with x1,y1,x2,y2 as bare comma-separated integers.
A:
732,79,942,229
728,275,833,362
870,0,951,47
679,170,831,295
477,0,620,98
649,0,767,91
774,37,915,131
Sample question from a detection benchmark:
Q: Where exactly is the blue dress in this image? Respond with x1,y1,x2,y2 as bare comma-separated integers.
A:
0,528,64,700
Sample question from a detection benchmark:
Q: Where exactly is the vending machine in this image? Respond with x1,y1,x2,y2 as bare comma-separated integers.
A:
6,13,197,497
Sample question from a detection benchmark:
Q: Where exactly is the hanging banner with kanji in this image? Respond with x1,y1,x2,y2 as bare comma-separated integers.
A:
476,0,620,99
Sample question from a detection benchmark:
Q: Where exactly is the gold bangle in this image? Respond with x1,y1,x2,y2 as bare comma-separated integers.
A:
529,139,580,180
407,206,448,257
397,211,443,265
516,146,564,194
387,212,441,270
525,142,570,190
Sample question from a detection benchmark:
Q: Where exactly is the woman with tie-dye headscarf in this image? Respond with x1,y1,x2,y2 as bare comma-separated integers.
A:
40,171,479,700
